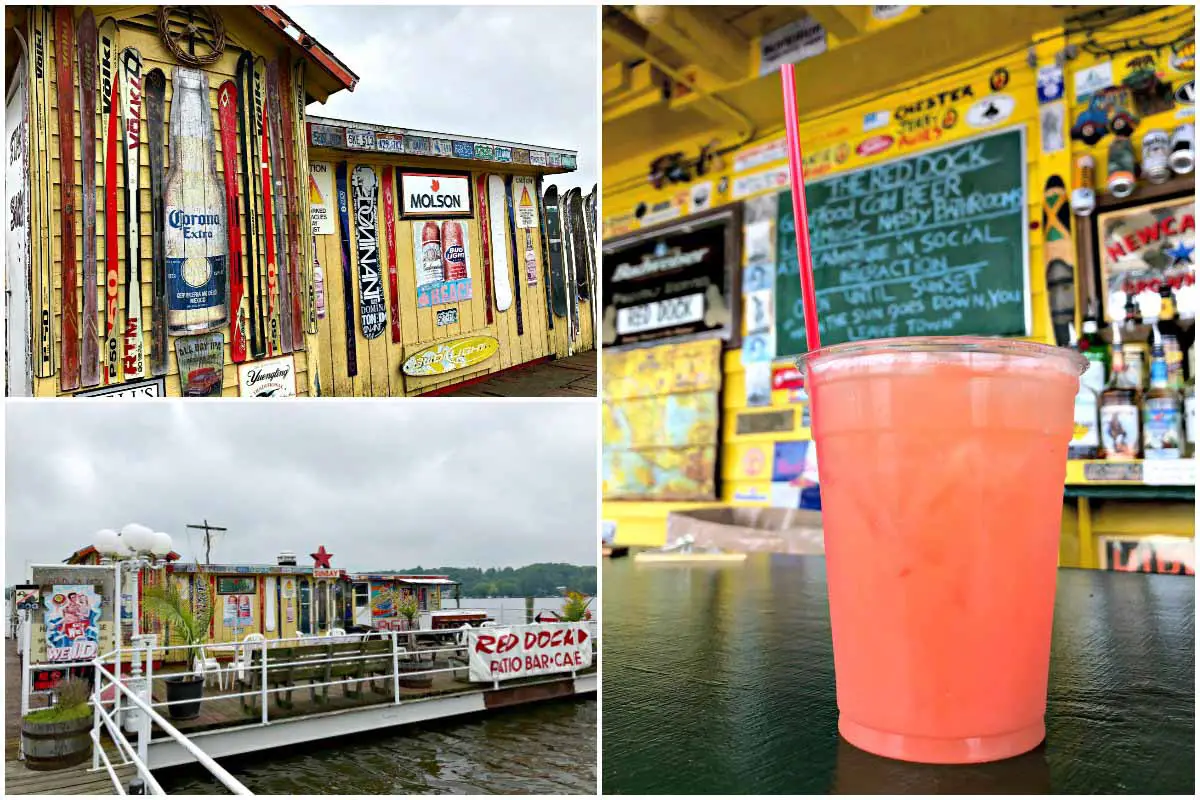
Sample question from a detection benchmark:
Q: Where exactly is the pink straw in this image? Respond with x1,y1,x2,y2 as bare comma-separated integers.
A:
780,63,821,351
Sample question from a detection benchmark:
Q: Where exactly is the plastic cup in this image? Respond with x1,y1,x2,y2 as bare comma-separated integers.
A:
797,336,1086,764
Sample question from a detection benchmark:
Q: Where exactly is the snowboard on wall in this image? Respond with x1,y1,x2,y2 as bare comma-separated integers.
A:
351,165,386,339
503,176,524,335
145,68,168,377
217,80,248,364
236,52,265,359
119,46,145,380
543,185,567,319
99,17,121,383
1043,174,1076,347
486,174,514,313
560,188,579,342
334,161,358,376
566,189,590,303
55,7,79,391
78,10,100,388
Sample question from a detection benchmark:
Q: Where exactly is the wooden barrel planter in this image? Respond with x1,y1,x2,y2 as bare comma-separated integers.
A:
397,659,435,689
21,714,93,771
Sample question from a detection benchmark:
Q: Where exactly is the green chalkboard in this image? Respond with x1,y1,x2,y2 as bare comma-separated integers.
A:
774,127,1029,357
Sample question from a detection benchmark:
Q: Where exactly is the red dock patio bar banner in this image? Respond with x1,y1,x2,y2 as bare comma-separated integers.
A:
468,623,592,682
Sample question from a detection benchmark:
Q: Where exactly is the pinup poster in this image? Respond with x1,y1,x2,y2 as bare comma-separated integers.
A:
45,586,101,663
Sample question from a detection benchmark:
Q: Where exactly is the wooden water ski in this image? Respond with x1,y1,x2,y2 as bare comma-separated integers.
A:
30,7,55,377
119,46,145,380
55,7,80,391
351,165,385,340
335,161,358,376
293,59,318,334
486,174,514,313
254,56,281,355
99,17,121,384
543,185,567,319
265,59,291,354
277,58,305,350
217,80,248,363
78,10,100,387
236,52,265,359
381,167,402,342
503,175,524,335
145,68,167,376
474,174,495,325
535,177,553,331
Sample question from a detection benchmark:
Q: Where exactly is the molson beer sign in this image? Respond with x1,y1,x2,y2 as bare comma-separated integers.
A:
402,335,499,376
400,170,472,218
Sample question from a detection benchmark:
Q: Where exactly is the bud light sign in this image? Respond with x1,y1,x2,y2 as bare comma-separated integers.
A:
398,170,472,219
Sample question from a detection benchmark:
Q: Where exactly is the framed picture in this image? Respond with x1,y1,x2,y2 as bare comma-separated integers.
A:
1097,196,1194,324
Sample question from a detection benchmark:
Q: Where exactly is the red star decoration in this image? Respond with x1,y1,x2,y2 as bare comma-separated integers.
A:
310,545,334,569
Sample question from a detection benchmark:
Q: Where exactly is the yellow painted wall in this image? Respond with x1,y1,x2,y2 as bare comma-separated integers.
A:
307,150,594,395
18,6,322,397
602,9,1196,553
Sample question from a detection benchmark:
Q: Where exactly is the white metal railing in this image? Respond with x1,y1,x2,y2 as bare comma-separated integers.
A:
72,621,597,794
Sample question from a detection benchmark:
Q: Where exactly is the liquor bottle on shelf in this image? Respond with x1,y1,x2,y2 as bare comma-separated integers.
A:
1143,325,1185,460
1185,347,1196,459
1156,283,1185,389
1069,322,1102,460
1100,321,1142,461
1120,294,1150,390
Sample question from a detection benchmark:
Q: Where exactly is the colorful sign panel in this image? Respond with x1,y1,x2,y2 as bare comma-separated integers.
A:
402,335,499,376
237,355,297,397
76,377,166,398
310,123,346,148
1101,535,1195,575
15,585,41,611
398,171,472,219
602,207,740,348
1098,198,1194,324
175,332,225,397
467,623,592,682
412,219,474,308
309,162,335,235
44,585,101,663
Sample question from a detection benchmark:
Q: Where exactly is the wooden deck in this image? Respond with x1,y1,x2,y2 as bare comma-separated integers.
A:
5,759,136,795
439,351,596,397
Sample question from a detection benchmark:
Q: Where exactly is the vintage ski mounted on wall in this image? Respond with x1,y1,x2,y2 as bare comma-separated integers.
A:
145,68,167,376
119,46,146,380
30,6,54,378
78,10,100,387
351,165,386,339
236,52,265,359
293,59,318,334
335,161,358,376
55,7,79,391
265,58,292,354
543,185,567,319
502,175,524,334
277,59,306,349
474,174,495,325
165,68,229,341
382,167,402,342
486,174,514,313
217,80,248,363
99,17,121,384
254,56,281,355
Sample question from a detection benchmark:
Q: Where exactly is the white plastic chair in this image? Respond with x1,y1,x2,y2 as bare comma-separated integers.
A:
196,645,225,691
330,627,346,636
236,633,266,684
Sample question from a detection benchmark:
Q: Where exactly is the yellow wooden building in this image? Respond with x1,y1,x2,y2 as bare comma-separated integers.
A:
600,5,1196,571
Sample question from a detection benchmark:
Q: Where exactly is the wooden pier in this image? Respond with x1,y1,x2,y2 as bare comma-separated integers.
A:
434,351,596,397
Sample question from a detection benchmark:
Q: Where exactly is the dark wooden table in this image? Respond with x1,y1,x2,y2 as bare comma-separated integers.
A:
602,554,1194,794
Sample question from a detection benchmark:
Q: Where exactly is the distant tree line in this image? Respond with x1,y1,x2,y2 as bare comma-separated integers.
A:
386,563,596,598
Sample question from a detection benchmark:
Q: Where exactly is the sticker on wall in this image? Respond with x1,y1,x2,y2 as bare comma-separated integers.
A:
771,364,804,391
1041,102,1066,154
871,5,908,20
966,93,1015,128
732,164,789,200
1178,80,1195,107
15,586,41,611
402,335,499,376
398,170,473,219
436,307,459,327
741,331,774,364
744,361,772,407
759,15,826,76
745,289,774,334
1074,60,1114,101
309,162,334,235
238,354,297,397
513,176,538,228
174,332,225,397
45,585,100,662
1037,64,1064,103
413,219,473,308
734,137,788,173
862,109,890,131
690,181,714,213
76,377,167,398
856,134,894,157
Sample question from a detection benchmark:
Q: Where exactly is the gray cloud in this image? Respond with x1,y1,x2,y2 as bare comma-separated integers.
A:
5,401,597,585
292,4,598,197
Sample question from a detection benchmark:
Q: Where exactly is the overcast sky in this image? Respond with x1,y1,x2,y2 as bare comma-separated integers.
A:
289,4,598,196
5,402,597,585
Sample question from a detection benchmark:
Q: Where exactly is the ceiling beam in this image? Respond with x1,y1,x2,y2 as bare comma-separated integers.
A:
630,6,750,82
803,6,867,41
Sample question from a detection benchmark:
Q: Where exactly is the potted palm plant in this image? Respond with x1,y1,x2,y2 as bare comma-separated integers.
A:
395,593,433,689
559,591,593,622
142,581,216,721
22,676,93,771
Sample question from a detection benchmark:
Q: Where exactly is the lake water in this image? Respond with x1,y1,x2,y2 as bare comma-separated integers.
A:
450,597,566,625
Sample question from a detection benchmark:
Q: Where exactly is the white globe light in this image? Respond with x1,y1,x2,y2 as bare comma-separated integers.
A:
120,523,155,554
150,532,173,557
94,529,121,556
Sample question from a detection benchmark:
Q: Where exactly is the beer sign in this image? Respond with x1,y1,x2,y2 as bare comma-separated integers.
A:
402,335,499,376
398,170,472,219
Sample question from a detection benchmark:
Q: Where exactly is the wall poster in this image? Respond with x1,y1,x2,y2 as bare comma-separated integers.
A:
413,220,473,308
1098,197,1194,324
44,585,101,663
309,162,335,235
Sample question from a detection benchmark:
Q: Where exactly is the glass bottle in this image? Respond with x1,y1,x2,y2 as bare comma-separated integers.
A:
1185,347,1196,459
1070,322,1102,460
1143,325,1185,460
1100,321,1142,461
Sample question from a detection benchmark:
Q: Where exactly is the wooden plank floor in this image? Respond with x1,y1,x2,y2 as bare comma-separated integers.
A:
447,351,596,397
6,759,136,795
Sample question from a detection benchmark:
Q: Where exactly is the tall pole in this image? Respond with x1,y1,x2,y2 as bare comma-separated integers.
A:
187,519,228,565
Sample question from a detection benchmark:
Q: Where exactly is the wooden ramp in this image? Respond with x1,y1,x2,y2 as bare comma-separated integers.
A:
5,759,136,795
